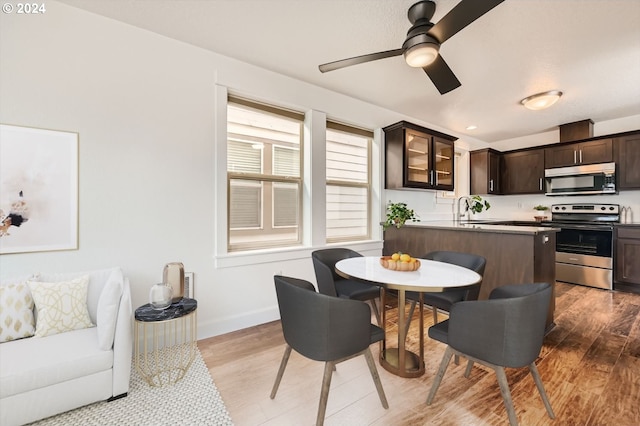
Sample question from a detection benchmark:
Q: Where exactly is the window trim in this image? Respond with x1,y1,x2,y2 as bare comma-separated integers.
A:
227,96,304,252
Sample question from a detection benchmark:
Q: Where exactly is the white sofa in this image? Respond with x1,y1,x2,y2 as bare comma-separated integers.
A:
0,267,132,426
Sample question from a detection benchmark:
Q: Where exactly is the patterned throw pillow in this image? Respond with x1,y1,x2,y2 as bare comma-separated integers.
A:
0,282,36,343
28,276,94,337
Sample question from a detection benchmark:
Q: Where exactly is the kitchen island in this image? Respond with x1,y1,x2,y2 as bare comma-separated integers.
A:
383,221,558,329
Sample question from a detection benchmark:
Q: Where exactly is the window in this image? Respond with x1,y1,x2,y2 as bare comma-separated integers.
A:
227,97,303,251
326,122,372,242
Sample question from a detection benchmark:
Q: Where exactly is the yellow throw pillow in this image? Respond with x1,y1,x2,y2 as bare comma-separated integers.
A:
0,282,36,343
28,276,94,337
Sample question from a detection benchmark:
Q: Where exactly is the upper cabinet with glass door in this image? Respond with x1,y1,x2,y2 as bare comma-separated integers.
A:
384,121,457,191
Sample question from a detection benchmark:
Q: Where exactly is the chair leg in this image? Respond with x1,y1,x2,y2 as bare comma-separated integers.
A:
369,298,382,326
529,362,555,419
317,361,335,426
432,305,438,324
405,300,416,337
426,346,454,405
494,366,519,426
464,360,474,378
364,347,389,409
270,345,292,399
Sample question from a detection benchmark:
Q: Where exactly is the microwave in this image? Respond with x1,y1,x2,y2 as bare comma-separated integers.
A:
545,162,616,196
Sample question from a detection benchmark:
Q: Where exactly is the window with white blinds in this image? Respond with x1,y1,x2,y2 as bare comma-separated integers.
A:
326,123,372,242
227,97,303,252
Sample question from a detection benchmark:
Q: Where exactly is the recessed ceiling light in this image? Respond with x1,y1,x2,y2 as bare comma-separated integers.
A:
466,125,478,130
520,90,563,111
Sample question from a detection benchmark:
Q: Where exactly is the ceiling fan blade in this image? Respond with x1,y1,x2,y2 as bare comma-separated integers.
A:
428,0,505,44
423,55,461,95
319,48,404,73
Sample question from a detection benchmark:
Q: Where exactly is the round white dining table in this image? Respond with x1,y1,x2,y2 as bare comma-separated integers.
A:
335,256,481,378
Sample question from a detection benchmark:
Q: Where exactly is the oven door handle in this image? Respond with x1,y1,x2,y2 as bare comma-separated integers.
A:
554,224,614,231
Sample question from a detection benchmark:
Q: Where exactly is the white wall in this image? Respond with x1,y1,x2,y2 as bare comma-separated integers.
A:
1,2,638,340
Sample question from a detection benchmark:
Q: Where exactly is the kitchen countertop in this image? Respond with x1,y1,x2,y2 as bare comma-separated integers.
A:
401,220,559,235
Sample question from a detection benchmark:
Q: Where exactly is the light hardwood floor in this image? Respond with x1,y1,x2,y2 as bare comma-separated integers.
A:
199,282,640,425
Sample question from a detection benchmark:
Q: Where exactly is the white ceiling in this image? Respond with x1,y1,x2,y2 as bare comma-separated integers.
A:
58,0,640,143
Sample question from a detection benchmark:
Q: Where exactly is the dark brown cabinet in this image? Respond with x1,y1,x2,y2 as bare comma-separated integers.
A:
470,149,501,194
501,149,545,194
615,226,640,290
614,132,640,189
384,121,457,191
545,138,613,168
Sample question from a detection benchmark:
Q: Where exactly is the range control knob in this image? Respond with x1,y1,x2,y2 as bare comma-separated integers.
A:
609,206,615,210
601,206,606,210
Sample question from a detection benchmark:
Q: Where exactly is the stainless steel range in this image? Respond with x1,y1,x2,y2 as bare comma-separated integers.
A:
548,203,619,290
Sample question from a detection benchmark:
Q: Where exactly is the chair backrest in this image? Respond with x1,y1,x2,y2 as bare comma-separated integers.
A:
448,282,552,368
311,248,363,297
274,275,371,361
424,251,486,300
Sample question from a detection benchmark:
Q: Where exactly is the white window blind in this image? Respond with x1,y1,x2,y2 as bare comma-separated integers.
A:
326,123,371,242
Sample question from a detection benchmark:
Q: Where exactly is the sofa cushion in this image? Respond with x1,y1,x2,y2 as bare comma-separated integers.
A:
0,282,35,343
96,269,123,350
39,268,122,323
29,276,94,337
0,327,113,399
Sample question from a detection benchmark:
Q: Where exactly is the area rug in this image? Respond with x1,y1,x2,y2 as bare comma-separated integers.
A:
30,349,234,426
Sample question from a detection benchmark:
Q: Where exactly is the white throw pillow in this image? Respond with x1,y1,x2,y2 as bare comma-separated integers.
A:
0,282,35,343
96,269,123,350
28,276,94,337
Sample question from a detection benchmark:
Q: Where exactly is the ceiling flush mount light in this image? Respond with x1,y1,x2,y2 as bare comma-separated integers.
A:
520,90,563,111
404,38,440,68
466,125,478,131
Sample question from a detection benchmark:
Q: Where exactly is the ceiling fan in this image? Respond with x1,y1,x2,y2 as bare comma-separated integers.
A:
318,0,505,95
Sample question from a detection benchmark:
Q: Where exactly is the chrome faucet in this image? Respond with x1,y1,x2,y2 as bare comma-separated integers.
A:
455,196,472,221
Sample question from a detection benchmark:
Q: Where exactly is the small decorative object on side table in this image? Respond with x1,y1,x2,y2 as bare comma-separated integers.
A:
134,298,197,387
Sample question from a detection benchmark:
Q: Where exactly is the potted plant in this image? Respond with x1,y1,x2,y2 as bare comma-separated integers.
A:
467,195,491,215
383,201,419,230
533,205,550,221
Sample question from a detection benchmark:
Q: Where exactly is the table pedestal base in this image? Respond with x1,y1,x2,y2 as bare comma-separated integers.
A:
380,348,424,378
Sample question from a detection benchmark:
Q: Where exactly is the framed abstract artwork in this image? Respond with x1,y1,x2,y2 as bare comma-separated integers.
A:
0,124,79,254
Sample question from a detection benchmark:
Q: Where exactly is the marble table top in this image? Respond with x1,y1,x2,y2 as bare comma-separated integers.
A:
135,298,197,322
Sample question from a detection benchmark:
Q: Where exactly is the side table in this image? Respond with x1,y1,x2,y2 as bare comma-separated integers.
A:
134,298,198,386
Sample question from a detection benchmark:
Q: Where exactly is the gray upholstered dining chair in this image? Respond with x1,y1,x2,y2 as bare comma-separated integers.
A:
311,248,381,325
426,282,555,426
404,251,486,334
270,275,388,426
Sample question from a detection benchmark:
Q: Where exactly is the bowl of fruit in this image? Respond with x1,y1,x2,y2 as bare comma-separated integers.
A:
380,252,421,271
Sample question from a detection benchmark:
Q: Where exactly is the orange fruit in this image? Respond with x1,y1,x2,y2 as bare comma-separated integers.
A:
391,253,400,261
400,253,411,263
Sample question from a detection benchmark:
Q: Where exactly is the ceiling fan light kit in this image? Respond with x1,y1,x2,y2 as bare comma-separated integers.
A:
520,90,563,110
404,40,439,67
318,0,505,95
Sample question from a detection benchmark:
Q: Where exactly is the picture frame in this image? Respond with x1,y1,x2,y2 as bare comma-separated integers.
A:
0,124,79,254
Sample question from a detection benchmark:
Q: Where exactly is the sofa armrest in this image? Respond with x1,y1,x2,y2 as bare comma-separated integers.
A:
112,277,132,396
